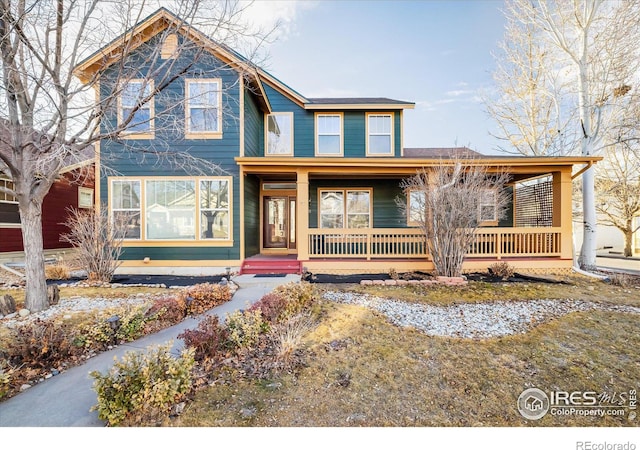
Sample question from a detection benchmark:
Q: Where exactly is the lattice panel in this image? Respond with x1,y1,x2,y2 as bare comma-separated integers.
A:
515,178,553,227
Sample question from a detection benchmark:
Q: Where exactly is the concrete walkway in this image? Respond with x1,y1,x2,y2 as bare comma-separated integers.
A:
0,274,300,427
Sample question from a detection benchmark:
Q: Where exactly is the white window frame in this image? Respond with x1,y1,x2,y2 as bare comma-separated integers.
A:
185,78,222,139
319,188,372,229
111,179,142,240
118,79,155,139
78,187,94,209
366,112,394,156
479,189,498,224
265,112,294,156
315,113,343,156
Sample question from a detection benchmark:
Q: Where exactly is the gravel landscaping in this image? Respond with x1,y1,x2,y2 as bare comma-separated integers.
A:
322,291,640,339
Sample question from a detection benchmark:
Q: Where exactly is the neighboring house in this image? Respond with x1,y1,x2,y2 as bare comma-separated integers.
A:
0,160,95,263
73,9,599,275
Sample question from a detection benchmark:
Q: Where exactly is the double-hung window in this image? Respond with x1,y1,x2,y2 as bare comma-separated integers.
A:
186,79,221,138
366,113,393,156
119,79,154,137
320,189,371,229
112,180,141,239
315,113,343,156
479,189,498,223
407,190,426,226
200,179,229,239
266,113,293,155
0,178,17,204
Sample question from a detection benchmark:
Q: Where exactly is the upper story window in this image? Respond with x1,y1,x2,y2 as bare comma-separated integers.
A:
78,187,94,209
315,113,343,156
119,79,154,138
186,79,222,139
366,113,393,156
319,188,371,229
266,112,293,156
0,178,17,204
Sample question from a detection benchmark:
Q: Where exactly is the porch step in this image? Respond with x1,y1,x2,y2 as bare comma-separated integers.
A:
240,259,302,275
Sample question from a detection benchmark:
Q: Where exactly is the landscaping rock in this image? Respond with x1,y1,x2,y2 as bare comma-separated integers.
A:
20,384,32,392
18,309,30,317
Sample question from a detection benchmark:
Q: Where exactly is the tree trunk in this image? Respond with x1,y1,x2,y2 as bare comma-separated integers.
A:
579,167,598,270
624,227,633,258
20,201,49,312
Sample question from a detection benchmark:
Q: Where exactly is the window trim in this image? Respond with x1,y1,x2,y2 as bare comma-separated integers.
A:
318,188,372,229
118,79,155,139
0,178,17,204
185,78,223,139
108,176,233,246
365,112,394,157
265,112,294,156
78,187,94,209
314,112,344,157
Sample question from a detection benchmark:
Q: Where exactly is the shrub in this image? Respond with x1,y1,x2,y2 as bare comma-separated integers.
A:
180,283,231,316
272,282,316,320
250,282,317,324
8,318,79,368
249,292,288,323
178,315,229,361
91,343,195,427
45,262,71,280
143,296,187,333
0,361,12,400
226,309,268,349
488,262,515,280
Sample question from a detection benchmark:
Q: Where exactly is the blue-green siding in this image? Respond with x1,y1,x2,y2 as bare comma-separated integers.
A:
99,33,242,261
243,174,260,257
244,89,263,157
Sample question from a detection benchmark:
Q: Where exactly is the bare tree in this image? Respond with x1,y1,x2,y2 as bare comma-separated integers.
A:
60,205,127,282
487,0,640,270
398,161,511,278
0,1,274,311
485,1,574,156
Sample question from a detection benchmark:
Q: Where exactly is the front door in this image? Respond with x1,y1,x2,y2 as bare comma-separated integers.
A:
263,196,296,250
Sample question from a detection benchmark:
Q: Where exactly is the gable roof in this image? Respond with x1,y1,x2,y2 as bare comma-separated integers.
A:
403,147,483,158
74,8,415,113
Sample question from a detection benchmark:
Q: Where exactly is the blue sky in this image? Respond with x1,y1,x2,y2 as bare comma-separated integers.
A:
254,0,508,154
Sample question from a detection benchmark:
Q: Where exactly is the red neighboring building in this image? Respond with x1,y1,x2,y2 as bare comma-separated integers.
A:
0,161,94,258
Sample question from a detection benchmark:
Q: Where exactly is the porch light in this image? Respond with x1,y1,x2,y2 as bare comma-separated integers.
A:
143,257,151,263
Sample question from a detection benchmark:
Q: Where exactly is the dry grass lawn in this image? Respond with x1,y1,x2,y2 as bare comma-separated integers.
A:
174,274,640,427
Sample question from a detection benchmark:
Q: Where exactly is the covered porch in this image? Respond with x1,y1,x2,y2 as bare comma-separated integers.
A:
237,156,597,274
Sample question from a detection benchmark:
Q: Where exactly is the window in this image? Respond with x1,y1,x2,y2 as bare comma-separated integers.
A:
479,189,497,223
266,113,293,155
407,190,426,226
319,189,371,229
146,180,195,239
200,179,229,239
366,113,393,156
0,178,17,203
112,180,141,239
78,187,94,209
110,177,232,242
119,79,154,136
186,79,221,137
315,113,343,156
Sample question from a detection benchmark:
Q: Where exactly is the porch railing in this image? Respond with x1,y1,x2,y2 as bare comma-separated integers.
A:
307,227,562,259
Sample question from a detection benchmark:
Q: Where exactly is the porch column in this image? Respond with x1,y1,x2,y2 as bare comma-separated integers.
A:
297,169,310,261
552,169,573,260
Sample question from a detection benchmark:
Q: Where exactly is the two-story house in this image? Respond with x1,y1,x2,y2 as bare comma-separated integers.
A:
74,9,599,276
